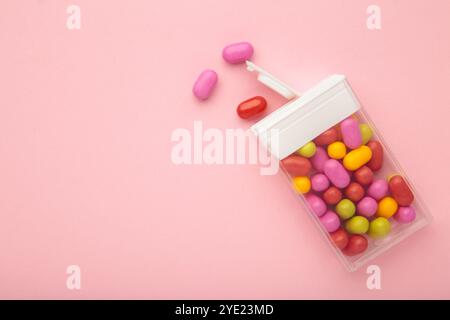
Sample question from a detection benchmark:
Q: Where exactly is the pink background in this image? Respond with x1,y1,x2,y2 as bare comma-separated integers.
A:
1,0,449,299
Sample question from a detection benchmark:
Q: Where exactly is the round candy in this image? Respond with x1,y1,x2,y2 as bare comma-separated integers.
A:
323,159,351,188
222,41,254,64
320,211,341,233
359,123,373,144
340,117,362,149
314,128,339,146
336,199,356,220
377,196,398,218
236,96,267,119
323,186,342,205
368,217,391,238
388,175,414,206
310,147,329,172
311,173,330,192
357,196,378,218
281,155,312,177
327,141,347,159
367,140,383,171
292,176,311,194
298,141,317,158
395,206,416,223
330,228,349,250
345,216,369,234
367,179,389,200
354,166,374,186
192,69,218,101
343,145,372,171
345,182,365,202
343,235,368,256
305,193,327,217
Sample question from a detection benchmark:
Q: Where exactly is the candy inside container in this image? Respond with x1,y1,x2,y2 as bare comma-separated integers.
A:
247,61,432,272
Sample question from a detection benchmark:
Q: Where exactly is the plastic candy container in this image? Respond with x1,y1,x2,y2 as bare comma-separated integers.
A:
247,61,432,272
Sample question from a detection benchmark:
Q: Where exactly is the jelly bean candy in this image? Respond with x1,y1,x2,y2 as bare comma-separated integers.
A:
298,141,316,158
192,69,218,100
366,141,383,171
359,124,373,144
320,211,341,233
343,145,372,171
327,141,346,159
236,96,267,119
368,217,391,238
395,206,416,223
311,173,330,192
377,196,398,218
222,41,254,64
323,159,351,188
345,216,369,234
340,117,362,149
343,235,368,256
281,155,312,177
336,199,356,220
345,182,365,202
388,175,414,206
354,166,374,186
305,193,327,217
314,127,339,146
357,196,378,218
323,186,342,205
367,179,389,200
292,176,311,194
310,147,329,172
330,228,349,250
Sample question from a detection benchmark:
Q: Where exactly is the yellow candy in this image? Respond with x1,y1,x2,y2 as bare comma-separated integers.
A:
343,145,372,171
327,141,347,159
377,196,398,218
368,217,391,238
360,124,373,144
292,176,311,194
345,216,369,234
298,141,316,158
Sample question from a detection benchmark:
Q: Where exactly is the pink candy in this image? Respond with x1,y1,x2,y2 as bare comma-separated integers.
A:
311,173,330,192
357,196,378,217
306,194,327,217
222,42,254,64
340,118,362,149
367,179,389,200
192,69,218,101
320,211,341,233
395,206,416,223
323,159,351,188
311,147,329,172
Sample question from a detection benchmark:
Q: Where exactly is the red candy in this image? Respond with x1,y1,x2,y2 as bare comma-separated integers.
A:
389,175,414,206
314,128,339,146
367,141,383,171
330,228,349,250
354,166,374,186
343,235,368,256
281,155,312,176
236,96,267,119
323,186,343,205
345,182,365,202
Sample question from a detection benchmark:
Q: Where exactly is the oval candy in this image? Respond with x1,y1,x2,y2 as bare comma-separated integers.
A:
305,194,327,217
367,140,383,171
192,69,218,100
343,235,368,256
310,147,329,172
323,159,351,188
222,41,254,64
314,128,339,146
343,145,372,171
281,155,312,177
237,96,267,119
340,117,362,149
388,175,414,206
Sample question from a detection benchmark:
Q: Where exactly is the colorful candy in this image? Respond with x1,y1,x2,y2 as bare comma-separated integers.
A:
192,69,218,100
357,196,378,218
305,193,327,217
346,216,370,234
236,96,267,119
367,141,383,171
395,206,416,223
354,166,374,186
360,124,373,144
310,147,329,172
281,155,311,176
314,128,339,146
298,141,317,158
222,41,254,64
388,175,414,206
345,182,365,202
320,211,341,233
343,145,372,171
311,173,330,192
330,228,349,250
323,186,342,205
376,196,398,218
327,141,346,159
323,159,351,188
343,235,368,256
368,217,391,238
340,117,362,149
367,179,389,200
292,176,311,194
336,199,356,220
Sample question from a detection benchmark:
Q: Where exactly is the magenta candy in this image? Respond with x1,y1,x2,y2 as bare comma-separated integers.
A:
320,211,341,233
340,117,362,149
357,196,378,218
222,41,254,64
311,173,330,192
192,69,218,100
367,179,389,200
311,147,329,172
323,159,351,188
395,206,416,223
305,194,327,217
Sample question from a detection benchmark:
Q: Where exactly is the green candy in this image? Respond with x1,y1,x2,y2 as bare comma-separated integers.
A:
368,217,391,238
346,216,369,234
336,199,356,220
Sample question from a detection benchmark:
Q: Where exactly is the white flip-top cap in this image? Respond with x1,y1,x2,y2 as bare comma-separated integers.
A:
247,62,360,160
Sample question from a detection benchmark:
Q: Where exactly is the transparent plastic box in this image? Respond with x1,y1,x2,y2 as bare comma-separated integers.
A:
247,62,433,272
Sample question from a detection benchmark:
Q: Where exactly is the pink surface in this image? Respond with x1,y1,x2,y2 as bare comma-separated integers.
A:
1,0,449,299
